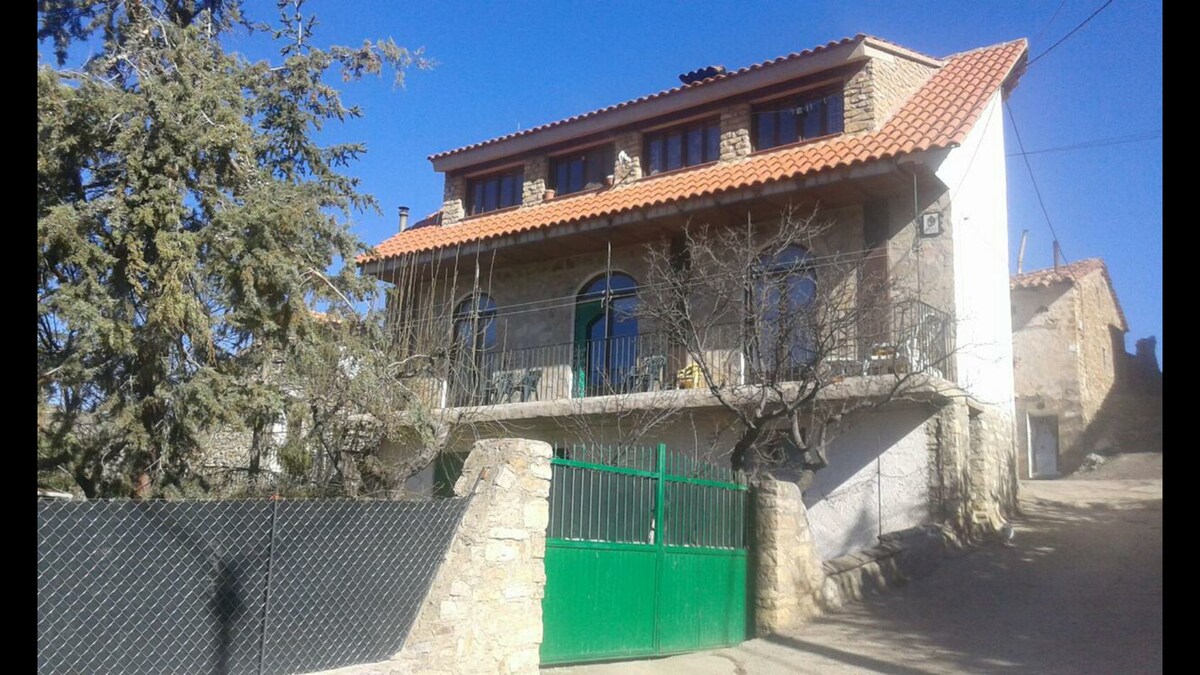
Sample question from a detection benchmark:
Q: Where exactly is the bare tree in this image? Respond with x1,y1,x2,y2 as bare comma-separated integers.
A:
638,204,959,489
206,248,511,499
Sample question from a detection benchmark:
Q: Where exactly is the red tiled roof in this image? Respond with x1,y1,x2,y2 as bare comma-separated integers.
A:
428,35,904,161
409,210,443,229
1011,258,1129,331
362,38,1027,265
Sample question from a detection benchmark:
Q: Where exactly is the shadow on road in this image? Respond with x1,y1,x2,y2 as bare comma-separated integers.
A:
761,481,1162,674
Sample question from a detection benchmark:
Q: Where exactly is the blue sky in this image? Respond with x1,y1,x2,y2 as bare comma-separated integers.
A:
84,0,1171,364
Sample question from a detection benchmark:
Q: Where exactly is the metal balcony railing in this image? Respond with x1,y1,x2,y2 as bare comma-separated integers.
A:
437,300,955,408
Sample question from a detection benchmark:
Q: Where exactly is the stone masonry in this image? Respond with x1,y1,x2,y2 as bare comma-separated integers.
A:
843,53,936,134
1011,261,1129,476
754,479,828,633
522,156,548,206
930,399,969,533
441,174,466,226
719,103,752,160
613,131,642,184
310,438,552,675
924,398,1017,540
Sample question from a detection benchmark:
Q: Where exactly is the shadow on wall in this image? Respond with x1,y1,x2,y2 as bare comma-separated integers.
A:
1078,375,1163,463
1043,337,1163,476
791,407,930,561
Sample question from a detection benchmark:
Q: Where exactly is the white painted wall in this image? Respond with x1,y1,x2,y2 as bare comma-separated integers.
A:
934,91,1017,411
803,407,930,561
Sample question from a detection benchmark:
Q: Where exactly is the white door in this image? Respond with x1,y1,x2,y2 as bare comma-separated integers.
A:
1030,416,1059,478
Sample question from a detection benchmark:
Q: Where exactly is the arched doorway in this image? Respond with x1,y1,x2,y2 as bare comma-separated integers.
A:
749,245,817,382
574,273,638,397
450,293,497,405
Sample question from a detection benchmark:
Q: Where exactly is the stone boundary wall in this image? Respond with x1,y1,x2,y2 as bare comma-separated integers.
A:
820,524,948,609
754,479,828,634
309,438,553,675
754,479,951,635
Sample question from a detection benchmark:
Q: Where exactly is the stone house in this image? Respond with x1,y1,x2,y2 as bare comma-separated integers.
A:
360,34,1028,561
1011,258,1142,477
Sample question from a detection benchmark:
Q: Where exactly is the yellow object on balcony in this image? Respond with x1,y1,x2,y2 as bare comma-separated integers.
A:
677,364,707,389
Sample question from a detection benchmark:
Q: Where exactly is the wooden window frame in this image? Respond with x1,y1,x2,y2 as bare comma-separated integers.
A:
549,144,615,196
467,168,524,216
643,118,721,176
752,88,845,152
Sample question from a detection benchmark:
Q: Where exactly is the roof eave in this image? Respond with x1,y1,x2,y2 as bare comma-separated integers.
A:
430,38,871,173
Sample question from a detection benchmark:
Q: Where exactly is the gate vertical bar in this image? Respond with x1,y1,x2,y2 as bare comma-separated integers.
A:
652,443,667,653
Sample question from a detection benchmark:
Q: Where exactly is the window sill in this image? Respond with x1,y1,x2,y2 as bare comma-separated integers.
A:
750,132,843,156
641,160,719,182
462,203,522,221
546,185,607,201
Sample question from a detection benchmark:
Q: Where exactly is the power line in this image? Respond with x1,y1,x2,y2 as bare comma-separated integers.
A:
1035,0,1070,44
1005,99,1065,262
1027,0,1116,69
381,244,901,329
1006,130,1162,157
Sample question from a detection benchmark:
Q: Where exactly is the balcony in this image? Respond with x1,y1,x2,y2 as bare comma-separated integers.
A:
433,301,955,410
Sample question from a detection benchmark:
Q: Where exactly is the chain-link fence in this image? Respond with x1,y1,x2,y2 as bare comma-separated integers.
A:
37,497,471,675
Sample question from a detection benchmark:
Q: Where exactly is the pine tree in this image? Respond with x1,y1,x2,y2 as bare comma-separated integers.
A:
37,0,428,497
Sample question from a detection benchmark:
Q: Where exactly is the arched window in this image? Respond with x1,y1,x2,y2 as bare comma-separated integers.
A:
450,294,497,405
749,245,817,381
453,293,497,353
575,273,638,396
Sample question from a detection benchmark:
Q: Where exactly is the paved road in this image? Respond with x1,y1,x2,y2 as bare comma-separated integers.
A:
548,477,1162,674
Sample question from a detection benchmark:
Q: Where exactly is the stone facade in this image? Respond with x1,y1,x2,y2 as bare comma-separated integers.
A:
923,397,1017,539
441,174,467,226
314,438,552,675
719,103,752,160
521,156,548,206
613,131,643,184
966,405,1018,531
843,54,936,134
1011,263,1129,477
885,188,956,314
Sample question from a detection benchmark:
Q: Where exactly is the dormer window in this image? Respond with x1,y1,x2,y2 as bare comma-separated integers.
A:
644,119,721,175
468,168,524,216
550,144,614,196
753,89,844,151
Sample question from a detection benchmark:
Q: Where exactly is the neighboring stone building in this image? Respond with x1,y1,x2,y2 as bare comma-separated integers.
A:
1011,258,1136,477
362,35,1028,562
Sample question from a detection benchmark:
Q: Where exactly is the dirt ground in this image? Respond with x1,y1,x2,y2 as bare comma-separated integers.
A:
1067,451,1163,481
549,454,1162,674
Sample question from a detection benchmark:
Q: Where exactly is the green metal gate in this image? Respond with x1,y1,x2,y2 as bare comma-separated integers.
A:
540,443,749,665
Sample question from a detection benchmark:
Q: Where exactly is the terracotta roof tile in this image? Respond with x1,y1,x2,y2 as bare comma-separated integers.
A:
362,38,1027,265
427,35,947,163
1011,258,1129,332
428,36,867,161
1011,258,1106,289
